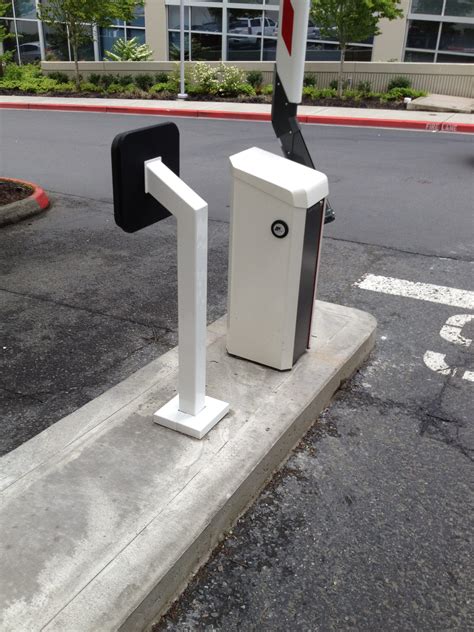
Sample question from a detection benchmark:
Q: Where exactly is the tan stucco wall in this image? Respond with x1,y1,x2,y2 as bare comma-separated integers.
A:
145,0,167,60
372,0,410,61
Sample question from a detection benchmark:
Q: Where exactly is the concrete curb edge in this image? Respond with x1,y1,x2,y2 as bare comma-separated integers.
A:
0,177,50,227
1,101,473,133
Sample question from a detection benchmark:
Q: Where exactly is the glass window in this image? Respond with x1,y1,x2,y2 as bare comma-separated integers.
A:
306,42,340,61
43,22,70,60
13,0,36,19
191,7,222,33
100,26,125,57
15,19,40,62
126,28,145,44
437,52,474,61
191,33,221,60
262,37,276,60
129,5,145,27
406,20,439,49
346,46,372,61
444,0,474,17
410,0,443,14
77,28,94,61
168,6,189,30
227,9,263,60
168,31,189,61
439,22,474,53
404,50,435,60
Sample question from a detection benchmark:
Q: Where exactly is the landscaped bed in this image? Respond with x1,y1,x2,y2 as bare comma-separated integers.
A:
0,178,33,206
0,63,426,109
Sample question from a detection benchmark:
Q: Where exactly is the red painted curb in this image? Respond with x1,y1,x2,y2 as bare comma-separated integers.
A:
2,177,50,211
1,100,473,133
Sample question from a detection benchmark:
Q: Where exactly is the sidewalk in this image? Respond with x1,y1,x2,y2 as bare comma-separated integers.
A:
1,94,473,133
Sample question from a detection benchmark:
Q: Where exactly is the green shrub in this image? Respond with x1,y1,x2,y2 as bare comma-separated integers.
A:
234,83,256,97
357,80,371,93
387,75,411,90
304,86,337,100
80,81,100,92
4,63,42,81
117,74,134,87
149,81,172,94
329,78,350,91
303,72,316,87
88,73,102,86
106,83,124,94
48,71,69,84
99,74,118,88
261,84,273,95
55,82,76,93
134,73,154,91
385,86,426,100
247,70,263,88
155,72,169,83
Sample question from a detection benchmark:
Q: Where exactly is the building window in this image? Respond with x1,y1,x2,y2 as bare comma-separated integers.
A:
166,1,374,62
444,0,474,18
2,1,146,63
405,0,474,62
411,0,443,15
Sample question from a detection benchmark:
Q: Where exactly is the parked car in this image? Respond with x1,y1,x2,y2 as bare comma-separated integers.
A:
228,17,277,45
14,42,42,63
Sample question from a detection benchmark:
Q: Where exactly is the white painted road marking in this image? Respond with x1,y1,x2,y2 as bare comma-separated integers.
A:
355,275,473,382
440,314,473,348
355,274,474,309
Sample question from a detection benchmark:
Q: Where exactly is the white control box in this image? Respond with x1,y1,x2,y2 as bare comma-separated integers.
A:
227,147,329,370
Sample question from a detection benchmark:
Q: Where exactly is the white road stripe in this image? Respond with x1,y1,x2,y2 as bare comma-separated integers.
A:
355,274,474,309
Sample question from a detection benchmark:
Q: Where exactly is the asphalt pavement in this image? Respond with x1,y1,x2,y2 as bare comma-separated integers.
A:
0,111,473,630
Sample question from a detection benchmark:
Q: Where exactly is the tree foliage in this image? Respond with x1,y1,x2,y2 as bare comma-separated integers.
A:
311,0,403,95
0,1,14,77
38,0,145,86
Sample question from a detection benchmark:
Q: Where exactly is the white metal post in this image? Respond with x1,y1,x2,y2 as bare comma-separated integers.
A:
145,158,229,438
178,0,188,99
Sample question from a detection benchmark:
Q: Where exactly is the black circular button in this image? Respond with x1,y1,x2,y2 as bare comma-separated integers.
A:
271,220,289,239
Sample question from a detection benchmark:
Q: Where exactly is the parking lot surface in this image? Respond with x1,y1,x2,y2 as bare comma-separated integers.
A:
1,112,472,630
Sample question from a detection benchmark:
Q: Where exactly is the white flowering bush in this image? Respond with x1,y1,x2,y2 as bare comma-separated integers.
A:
216,63,246,96
191,62,219,94
190,62,253,97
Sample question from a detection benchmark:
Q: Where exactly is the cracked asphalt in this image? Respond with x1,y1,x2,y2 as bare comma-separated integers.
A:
1,112,473,629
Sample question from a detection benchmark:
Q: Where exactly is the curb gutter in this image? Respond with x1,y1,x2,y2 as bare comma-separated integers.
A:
1,101,473,133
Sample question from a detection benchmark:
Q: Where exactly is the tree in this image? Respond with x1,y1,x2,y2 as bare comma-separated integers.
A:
0,0,14,77
38,0,145,88
311,0,403,96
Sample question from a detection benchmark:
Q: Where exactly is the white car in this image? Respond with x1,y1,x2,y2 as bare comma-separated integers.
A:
14,42,42,63
228,17,277,45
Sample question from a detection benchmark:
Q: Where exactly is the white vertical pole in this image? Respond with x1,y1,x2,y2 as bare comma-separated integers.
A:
178,0,188,99
176,205,207,415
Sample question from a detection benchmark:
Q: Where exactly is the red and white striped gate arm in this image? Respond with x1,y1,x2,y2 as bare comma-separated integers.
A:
275,0,310,104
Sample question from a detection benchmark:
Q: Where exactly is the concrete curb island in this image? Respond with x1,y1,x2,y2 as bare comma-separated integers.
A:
1,95,473,133
0,301,376,631
0,177,50,227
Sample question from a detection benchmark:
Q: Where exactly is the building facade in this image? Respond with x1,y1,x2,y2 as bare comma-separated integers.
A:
1,0,473,65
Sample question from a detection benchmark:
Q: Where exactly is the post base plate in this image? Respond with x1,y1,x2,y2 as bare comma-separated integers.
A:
154,394,230,439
